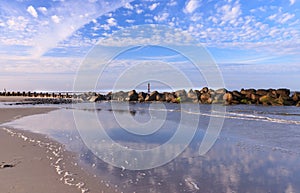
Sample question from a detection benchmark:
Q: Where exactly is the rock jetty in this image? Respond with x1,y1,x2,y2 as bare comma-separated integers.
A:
1,88,300,106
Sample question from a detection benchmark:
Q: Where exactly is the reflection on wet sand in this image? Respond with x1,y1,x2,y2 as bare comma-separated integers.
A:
3,103,300,193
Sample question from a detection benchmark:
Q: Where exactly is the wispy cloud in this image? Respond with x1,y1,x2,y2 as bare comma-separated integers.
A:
290,0,296,5
149,3,160,11
184,0,201,14
32,0,133,58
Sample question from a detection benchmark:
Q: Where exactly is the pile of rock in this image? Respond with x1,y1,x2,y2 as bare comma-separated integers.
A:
2,88,300,106
0,91,72,98
87,87,300,106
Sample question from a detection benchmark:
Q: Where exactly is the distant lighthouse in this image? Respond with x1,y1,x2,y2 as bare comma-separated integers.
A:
148,83,150,94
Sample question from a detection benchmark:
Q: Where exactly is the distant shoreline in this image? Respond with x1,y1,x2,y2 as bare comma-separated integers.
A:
1,87,300,106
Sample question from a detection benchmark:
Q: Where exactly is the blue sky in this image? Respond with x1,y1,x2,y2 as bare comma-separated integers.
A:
0,0,299,91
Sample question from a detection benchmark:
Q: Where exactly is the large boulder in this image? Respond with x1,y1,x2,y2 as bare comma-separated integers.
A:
200,93,212,104
276,88,290,98
165,92,176,103
200,87,209,94
105,92,112,100
215,88,227,95
256,89,269,96
156,93,166,102
232,90,242,100
138,92,147,102
187,89,199,103
112,91,128,101
175,89,188,102
88,94,105,102
145,91,159,101
250,94,259,103
258,94,289,106
240,88,256,96
212,93,224,104
259,94,274,105
223,92,233,105
292,92,300,102
127,90,138,101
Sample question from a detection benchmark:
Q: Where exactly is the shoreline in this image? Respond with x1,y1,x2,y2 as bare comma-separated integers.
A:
0,106,114,193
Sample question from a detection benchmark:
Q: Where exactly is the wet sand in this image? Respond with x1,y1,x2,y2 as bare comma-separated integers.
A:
0,100,113,193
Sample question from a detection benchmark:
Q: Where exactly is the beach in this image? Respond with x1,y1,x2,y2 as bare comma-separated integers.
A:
0,97,113,193
1,96,300,192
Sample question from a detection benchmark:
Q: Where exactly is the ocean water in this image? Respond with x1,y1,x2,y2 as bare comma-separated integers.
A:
2,102,300,193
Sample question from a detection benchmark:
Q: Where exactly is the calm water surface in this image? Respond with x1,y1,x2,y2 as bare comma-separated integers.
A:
3,102,300,193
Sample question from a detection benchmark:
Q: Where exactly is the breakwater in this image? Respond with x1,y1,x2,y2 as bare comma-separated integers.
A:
1,88,300,106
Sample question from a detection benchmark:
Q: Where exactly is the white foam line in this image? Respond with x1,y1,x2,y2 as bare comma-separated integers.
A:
183,110,300,125
129,106,300,125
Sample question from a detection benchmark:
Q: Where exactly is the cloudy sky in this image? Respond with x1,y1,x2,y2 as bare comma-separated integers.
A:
0,0,299,91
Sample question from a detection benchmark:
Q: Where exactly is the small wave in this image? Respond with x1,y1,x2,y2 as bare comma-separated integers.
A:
176,109,300,125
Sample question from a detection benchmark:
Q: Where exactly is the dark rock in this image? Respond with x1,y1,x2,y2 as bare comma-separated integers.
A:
223,92,233,105
138,92,147,102
240,88,256,95
127,90,138,101
250,94,260,103
258,94,285,106
187,89,199,103
165,92,176,102
215,88,227,95
276,88,290,97
145,91,159,101
256,89,269,96
240,98,252,104
200,93,212,104
156,93,166,102
292,92,300,102
232,90,242,100
175,89,188,102
112,91,128,101
200,87,209,94
212,93,224,104
0,164,14,169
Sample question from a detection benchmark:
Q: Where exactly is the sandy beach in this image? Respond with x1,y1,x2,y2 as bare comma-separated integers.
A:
0,98,113,193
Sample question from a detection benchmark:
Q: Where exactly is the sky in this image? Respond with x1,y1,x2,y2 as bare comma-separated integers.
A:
0,0,299,92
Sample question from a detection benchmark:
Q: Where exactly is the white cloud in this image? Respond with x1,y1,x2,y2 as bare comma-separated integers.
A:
125,19,135,23
154,13,169,22
279,13,295,24
268,14,277,20
6,16,28,31
136,9,143,14
37,7,48,15
167,0,177,7
268,12,295,24
97,25,195,47
290,0,296,5
27,6,38,18
107,17,117,26
101,24,110,30
149,3,159,11
0,20,5,27
124,2,134,10
218,1,242,25
184,0,201,14
51,15,61,24
27,0,134,58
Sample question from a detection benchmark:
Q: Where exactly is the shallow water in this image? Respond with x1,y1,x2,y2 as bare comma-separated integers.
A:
3,103,300,193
